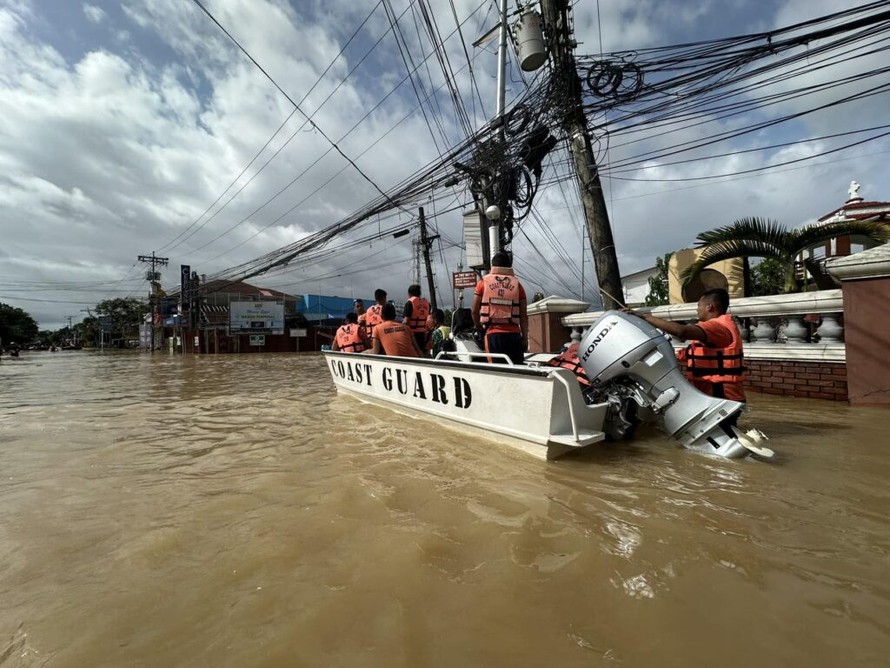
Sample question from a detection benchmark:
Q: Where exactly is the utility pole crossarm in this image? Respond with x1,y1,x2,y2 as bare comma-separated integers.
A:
138,252,170,352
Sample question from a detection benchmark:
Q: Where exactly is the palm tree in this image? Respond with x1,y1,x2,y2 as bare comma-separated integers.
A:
682,216,890,293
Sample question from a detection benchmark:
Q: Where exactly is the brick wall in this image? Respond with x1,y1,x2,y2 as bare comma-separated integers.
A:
744,360,848,401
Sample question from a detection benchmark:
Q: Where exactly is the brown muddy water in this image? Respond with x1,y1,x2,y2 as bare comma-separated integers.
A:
1,350,888,667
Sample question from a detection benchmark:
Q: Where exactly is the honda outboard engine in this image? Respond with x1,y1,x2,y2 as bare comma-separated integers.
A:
578,310,770,459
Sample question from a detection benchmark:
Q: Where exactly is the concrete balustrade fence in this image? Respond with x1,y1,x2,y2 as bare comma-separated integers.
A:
526,243,890,406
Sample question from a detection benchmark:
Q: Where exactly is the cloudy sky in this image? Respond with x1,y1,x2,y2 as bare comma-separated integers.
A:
1,0,888,330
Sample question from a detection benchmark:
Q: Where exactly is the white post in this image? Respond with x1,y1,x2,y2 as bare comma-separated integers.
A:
496,0,508,121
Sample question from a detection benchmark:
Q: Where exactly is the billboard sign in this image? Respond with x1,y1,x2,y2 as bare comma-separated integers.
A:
452,271,477,289
463,210,488,270
230,301,284,334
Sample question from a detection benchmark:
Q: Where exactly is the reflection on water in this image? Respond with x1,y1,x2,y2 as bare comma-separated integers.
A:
1,350,889,667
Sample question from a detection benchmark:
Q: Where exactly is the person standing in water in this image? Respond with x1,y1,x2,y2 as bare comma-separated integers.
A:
623,288,746,404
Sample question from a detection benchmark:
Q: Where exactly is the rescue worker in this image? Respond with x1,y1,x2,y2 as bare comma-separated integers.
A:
471,251,528,365
403,284,431,353
623,288,746,403
353,299,368,338
363,288,387,339
330,312,368,353
365,302,423,357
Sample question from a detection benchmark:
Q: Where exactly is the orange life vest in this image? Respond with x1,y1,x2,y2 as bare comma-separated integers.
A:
406,296,430,333
546,342,591,387
364,304,384,337
685,314,746,400
480,267,521,326
424,314,435,351
335,323,366,353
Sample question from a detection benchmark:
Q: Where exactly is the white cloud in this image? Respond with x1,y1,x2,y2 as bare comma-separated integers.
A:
0,0,888,329
83,4,106,24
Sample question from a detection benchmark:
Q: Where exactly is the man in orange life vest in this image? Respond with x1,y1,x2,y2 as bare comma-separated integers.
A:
623,288,746,404
471,251,528,365
365,302,424,357
330,312,368,353
403,284,431,354
362,288,387,340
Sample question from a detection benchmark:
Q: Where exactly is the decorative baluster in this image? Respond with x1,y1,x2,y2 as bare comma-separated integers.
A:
816,314,844,343
752,317,777,343
776,320,787,343
782,316,808,344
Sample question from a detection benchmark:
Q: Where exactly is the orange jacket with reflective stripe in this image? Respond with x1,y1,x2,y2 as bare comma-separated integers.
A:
479,267,521,327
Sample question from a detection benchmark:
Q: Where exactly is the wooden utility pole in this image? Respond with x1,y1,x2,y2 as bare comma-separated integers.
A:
539,0,624,309
418,207,440,311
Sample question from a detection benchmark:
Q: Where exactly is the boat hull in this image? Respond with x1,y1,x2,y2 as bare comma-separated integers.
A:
323,351,608,460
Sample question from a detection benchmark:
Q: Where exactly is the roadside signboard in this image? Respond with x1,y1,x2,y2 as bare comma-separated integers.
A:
452,271,477,289
289,328,308,337
249,335,266,346
230,301,284,334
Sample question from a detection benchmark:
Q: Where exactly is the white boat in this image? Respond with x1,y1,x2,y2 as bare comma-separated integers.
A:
324,310,774,461
323,350,608,460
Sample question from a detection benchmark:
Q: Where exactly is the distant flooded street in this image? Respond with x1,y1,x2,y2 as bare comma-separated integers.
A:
1,350,889,667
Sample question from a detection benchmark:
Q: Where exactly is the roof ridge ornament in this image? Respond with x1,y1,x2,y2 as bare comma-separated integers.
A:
847,180,863,202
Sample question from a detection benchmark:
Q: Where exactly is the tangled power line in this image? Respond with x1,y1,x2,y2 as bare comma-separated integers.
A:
198,2,890,296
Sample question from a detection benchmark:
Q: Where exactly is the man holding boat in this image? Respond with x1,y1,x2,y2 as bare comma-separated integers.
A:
623,288,746,404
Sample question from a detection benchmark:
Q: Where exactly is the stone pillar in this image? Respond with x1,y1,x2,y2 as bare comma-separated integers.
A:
828,246,890,405
526,297,590,353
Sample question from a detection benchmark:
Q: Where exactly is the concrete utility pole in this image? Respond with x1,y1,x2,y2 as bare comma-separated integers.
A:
138,252,169,351
418,207,440,311
539,0,624,309
65,315,76,345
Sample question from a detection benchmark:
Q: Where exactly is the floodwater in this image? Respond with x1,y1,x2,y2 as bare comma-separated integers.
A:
1,350,888,668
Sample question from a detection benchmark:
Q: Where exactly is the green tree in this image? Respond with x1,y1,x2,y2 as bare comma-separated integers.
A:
95,298,146,342
645,253,672,306
0,302,39,346
750,257,786,296
683,217,890,293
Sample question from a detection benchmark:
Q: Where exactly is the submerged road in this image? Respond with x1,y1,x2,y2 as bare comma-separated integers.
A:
1,350,888,667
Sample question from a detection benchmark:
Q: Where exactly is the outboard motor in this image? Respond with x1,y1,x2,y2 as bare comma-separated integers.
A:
578,310,771,459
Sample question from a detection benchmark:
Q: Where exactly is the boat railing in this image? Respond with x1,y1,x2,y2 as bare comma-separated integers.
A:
548,370,581,442
435,351,515,365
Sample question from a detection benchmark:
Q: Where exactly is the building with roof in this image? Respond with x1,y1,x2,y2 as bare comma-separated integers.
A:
161,280,371,354
796,180,890,287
